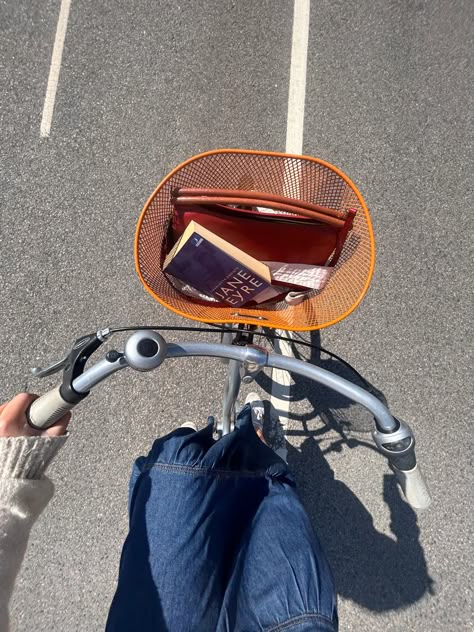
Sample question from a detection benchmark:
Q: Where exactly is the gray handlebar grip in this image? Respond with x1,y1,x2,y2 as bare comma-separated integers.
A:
391,463,432,510
27,386,76,430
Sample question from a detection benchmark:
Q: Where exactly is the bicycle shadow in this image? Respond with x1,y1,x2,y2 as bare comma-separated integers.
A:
257,331,435,611
287,436,435,611
257,329,386,434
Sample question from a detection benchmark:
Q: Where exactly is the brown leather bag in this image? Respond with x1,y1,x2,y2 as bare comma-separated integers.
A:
170,188,356,266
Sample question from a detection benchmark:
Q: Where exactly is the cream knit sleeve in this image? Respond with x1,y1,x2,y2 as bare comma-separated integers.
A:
0,435,68,631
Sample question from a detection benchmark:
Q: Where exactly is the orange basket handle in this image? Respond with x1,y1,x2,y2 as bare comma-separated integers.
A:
172,188,347,229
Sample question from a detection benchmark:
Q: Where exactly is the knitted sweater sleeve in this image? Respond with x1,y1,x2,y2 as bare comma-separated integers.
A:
0,435,68,631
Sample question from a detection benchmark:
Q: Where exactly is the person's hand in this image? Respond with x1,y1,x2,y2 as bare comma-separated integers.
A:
0,393,71,438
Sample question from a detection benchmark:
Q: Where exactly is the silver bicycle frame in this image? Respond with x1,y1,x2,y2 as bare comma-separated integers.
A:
222,360,241,435
220,329,240,435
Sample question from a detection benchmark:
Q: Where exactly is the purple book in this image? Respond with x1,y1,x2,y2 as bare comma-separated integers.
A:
163,222,279,307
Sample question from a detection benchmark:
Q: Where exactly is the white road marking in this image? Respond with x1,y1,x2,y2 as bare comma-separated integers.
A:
270,333,295,462
270,0,311,461
40,0,72,137
285,0,311,154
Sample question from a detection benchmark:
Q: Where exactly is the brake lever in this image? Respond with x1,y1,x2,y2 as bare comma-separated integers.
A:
31,357,68,378
31,328,112,403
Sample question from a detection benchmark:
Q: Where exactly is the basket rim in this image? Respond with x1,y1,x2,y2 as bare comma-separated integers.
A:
134,148,376,331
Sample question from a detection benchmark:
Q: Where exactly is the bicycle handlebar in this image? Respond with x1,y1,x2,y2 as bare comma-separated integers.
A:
27,330,431,510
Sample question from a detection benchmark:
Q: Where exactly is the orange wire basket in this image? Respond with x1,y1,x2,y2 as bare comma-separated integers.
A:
135,149,375,331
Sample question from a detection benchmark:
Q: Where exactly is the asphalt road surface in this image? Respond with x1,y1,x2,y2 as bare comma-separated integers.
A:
1,1,473,630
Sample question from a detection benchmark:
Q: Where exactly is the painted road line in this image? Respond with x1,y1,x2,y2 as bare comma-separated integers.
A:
270,333,295,462
285,0,311,154
40,0,72,137
270,0,311,460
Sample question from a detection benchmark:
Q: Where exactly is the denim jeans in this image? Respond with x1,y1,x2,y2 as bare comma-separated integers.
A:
106,405,338,631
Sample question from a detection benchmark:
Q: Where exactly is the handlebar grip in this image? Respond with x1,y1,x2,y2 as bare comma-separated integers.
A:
27,386,76,430
391,463,432,511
